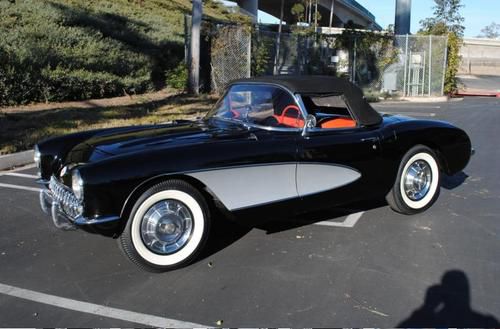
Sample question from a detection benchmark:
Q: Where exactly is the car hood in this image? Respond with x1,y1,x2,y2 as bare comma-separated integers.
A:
64,120,250,164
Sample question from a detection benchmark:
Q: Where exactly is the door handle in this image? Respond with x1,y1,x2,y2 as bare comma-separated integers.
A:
361,137,379,143
248,133,258,141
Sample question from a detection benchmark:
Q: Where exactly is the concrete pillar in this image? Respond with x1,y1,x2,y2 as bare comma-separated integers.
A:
395,0,411,35
189,0,202,95
329,0,335,28
236,0,258,22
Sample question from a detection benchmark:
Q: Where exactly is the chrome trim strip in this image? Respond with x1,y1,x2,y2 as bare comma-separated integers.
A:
74,215,121,226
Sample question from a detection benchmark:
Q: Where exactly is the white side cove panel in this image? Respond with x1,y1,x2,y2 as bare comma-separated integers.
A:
296,163,361,197
187,164,298,211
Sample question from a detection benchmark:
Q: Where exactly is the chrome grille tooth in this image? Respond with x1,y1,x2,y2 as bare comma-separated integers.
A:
49,176,83,219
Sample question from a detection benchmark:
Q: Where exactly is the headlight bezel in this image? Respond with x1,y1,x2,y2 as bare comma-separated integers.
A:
34,145,41,168
71,169,84,201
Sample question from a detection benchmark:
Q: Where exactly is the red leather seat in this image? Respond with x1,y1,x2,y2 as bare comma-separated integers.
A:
320,118,356,129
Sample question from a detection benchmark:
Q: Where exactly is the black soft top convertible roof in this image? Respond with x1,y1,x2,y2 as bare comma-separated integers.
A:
230,75,382,126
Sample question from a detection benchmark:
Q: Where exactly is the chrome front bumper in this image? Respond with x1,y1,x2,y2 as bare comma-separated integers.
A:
40,188,78,230
39,177,120,230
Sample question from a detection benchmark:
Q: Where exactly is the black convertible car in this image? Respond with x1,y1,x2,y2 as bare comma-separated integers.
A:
35,76,473,271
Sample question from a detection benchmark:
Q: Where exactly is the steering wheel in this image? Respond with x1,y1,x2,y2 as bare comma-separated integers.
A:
241,105,251,122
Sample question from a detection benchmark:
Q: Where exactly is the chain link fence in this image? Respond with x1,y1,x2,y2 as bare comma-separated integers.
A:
210,25,251,93
185,17,251,94
185,18,448,97
389,35,448,97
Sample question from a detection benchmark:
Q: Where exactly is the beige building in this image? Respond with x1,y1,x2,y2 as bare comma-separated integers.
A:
460,38,500,76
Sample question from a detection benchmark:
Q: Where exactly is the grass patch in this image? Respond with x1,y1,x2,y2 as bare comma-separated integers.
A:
0,93,218,155
0,0,241,105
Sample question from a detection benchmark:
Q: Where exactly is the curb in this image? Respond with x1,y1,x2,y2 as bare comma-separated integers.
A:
0,150,34,171
399,96,449,103
456,90,500,97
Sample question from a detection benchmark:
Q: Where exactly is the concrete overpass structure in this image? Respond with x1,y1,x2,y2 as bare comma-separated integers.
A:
235,0,381,30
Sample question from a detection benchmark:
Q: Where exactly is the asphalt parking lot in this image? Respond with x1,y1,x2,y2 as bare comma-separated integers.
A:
0,97,499,327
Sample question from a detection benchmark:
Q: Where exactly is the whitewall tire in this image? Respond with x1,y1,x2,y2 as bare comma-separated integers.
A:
119,180,210,272
386,145,441,215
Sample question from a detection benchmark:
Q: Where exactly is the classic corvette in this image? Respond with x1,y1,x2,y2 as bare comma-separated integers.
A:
35,76,473,271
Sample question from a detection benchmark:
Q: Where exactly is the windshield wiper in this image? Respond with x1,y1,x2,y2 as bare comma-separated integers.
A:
212,116,252,130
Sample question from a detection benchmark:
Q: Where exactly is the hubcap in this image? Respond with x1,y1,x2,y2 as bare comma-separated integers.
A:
404,159,432,201
140,200,193,255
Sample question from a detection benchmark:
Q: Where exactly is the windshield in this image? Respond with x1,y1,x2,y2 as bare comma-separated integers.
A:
206,84,305,129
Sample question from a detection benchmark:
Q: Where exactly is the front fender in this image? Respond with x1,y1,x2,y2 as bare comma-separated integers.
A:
78,140,223,219
389,119,472,175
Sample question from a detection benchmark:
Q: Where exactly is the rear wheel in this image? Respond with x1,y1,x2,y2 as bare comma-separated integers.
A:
386,145,440,215
119,180,210,272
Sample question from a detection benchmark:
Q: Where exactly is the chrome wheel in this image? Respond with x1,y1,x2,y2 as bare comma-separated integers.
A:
403,160,432,201
140,200,193,255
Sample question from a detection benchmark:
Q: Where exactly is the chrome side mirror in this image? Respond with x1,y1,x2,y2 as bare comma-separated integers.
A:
302,114,317,136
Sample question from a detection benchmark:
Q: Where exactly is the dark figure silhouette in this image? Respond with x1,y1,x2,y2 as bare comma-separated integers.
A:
398,270,499,327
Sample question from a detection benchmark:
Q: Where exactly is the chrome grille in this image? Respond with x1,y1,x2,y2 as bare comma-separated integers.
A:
49,176,83,219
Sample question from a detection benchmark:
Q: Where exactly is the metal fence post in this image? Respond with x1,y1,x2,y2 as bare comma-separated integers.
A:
247,28,252,77
273,0,284,75
441,36,449,96
428,35,432,96
402,34,409,97
184,15,189,65
352,36,357,84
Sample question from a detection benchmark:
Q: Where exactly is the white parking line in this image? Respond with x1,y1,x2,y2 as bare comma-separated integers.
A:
0,183,40,193
314,211,364,228
1,172,39,179
0,282,206,327
1,163,37,173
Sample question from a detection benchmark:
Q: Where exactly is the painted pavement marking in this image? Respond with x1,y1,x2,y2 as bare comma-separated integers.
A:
313,211,364,228
0,183,41,193
0,282,206,327
1,172,39,179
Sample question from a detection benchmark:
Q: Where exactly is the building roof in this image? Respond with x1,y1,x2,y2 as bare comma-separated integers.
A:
230,75,382,126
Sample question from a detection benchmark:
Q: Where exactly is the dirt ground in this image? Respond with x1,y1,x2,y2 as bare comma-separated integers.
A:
0,90,219,155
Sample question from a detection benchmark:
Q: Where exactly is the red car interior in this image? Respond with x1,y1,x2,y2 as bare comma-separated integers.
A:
273,105,305,128
320,117,357,129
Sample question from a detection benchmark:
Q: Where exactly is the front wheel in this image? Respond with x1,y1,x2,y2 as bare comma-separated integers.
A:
386,145,441,215
119,180,210,272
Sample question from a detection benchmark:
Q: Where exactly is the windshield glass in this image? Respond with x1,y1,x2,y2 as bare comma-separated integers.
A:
206,84,305,129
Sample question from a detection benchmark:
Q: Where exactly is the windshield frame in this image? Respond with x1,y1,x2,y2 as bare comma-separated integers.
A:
205,82,307,133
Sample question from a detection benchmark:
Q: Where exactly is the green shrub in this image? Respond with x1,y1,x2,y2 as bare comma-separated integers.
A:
166,62,188,90
0,0,236,105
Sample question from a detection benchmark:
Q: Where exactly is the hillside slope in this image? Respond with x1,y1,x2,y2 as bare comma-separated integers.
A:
0,0,237,105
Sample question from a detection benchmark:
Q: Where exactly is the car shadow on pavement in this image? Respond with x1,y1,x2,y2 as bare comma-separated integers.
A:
197,199,388,260
441,171,469,190
198,208,253,261
398,270,500,327
253,198,388,234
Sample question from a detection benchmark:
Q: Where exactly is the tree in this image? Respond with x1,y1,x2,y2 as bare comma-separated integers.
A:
478,22,500,39
291,3,305,23
419,0,465,95
419,0,465,37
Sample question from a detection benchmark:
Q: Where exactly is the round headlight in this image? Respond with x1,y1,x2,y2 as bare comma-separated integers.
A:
72,170,84,201
34,145,41,168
